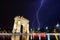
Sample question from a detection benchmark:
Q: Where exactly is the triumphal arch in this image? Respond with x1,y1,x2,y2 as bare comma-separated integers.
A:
11,16,29,40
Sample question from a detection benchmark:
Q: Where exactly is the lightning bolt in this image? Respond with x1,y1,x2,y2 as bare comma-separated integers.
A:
36,0,46,29
32,0,46,30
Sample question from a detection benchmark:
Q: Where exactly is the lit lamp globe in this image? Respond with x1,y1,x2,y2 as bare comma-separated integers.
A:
56,23,59,28
45,26,49,33
37,27,40,31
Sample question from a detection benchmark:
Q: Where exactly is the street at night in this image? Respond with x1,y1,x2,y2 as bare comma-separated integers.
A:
0,0,60,40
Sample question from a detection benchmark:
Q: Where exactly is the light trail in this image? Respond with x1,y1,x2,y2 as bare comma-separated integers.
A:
0,33,60,35
0,33,60,40
47,34,50,40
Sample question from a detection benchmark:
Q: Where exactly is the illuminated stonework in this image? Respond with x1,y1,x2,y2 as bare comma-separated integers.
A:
11,16,29,40
20,16,29,40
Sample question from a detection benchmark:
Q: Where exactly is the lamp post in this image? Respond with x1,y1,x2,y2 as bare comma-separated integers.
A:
56,23,60,40
38,27,40,31
30,29,32,40
56,23,59,28
37,27,41,40
46,26,50,40
56,23,60,32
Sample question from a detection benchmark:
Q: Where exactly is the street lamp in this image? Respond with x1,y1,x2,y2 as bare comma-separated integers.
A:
38,27,40,31
45,26,49,33
46,26,48,30
45,26,50,40
56,23,59,28
30,28,32,40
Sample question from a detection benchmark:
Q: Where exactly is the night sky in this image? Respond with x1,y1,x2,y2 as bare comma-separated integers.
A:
0,0,60,29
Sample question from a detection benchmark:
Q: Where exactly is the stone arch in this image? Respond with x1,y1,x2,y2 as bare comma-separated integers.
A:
11,16,29,40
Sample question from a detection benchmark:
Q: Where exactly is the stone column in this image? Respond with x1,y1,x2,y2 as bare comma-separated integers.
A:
11,16,21,40
20,16,29,40
22,24,29,40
